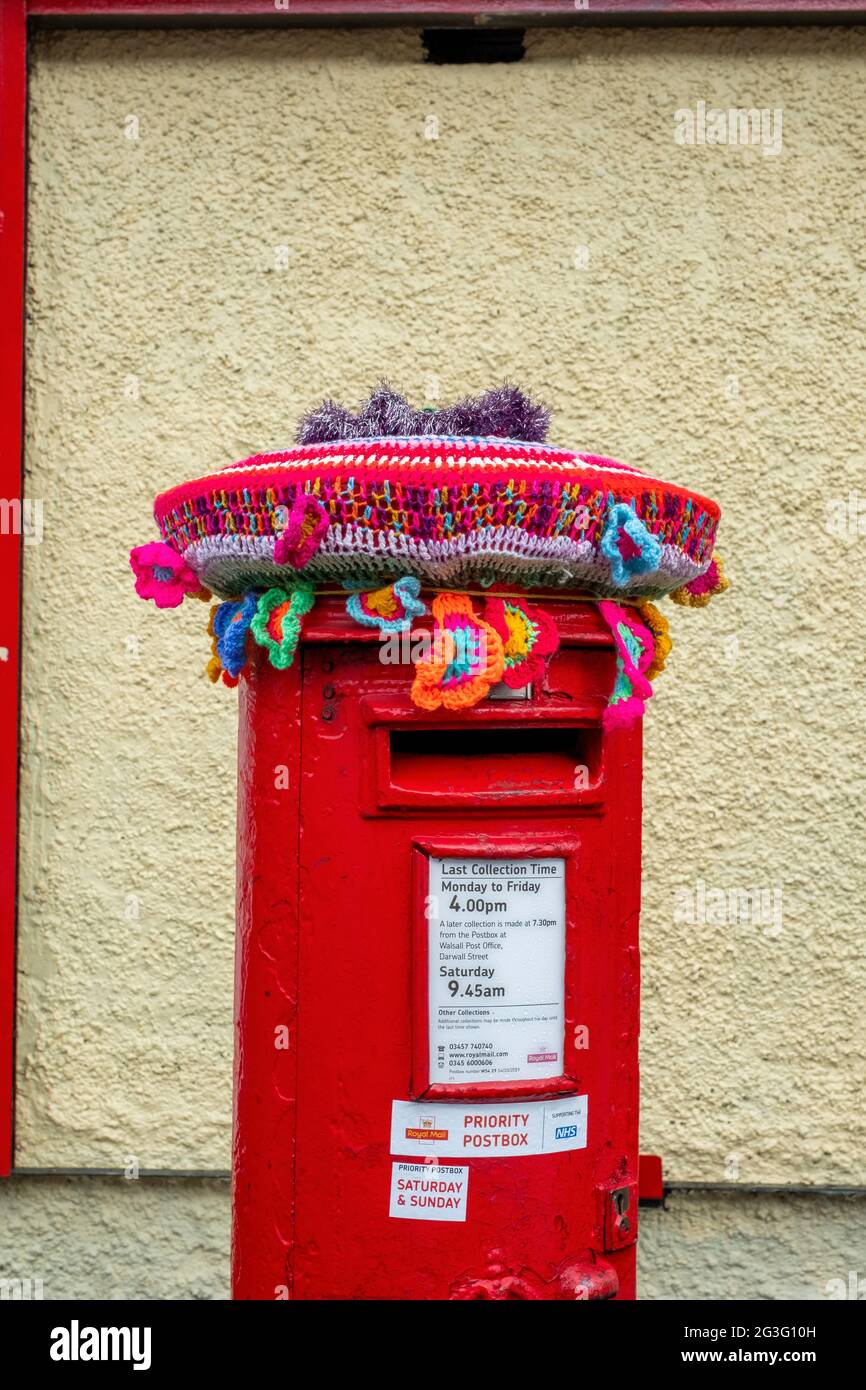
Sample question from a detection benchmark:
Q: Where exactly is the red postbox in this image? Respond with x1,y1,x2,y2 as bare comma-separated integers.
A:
130,384,724,1302
233,597,641,1300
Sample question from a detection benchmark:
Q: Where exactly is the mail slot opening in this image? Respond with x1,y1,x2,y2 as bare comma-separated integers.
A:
388,726,601,799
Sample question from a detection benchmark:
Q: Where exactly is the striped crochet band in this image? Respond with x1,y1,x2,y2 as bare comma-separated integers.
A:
152,437,719,601
154,438,716,515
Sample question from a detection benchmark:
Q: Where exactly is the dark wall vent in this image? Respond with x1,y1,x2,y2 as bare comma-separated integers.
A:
422,28,526,64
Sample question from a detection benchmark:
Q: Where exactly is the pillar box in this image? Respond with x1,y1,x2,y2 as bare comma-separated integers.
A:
130,385,726,1302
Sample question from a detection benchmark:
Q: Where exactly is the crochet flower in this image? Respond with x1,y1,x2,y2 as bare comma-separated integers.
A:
597,600,655,729
345,577,426,632
273,493,329,569
485,597,559,689
206,605,223,684
212,593,258,680
251,586,316,669
129,541,205,608
635,600,672,682
411,593,504,711
670,552,729,607
600,501,662,589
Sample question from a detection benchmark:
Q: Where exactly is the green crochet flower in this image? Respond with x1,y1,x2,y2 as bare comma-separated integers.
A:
250,585,316,669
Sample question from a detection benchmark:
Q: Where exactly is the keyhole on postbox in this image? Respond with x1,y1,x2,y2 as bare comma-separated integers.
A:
613,1187,630,1237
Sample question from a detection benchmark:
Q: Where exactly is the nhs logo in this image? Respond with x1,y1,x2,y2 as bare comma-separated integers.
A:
544,1098,587,1152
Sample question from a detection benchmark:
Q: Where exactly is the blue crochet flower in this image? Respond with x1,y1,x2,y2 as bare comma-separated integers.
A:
344,576,426,632
213,593,258,677
600,501,662,588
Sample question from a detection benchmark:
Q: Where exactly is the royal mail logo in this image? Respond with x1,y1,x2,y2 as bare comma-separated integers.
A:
406,1126,448,1141
527,1052,558,1063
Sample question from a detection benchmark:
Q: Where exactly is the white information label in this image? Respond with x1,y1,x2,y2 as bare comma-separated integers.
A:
427,856,566,1084
391,1097,588,1158
388,1161,469,1222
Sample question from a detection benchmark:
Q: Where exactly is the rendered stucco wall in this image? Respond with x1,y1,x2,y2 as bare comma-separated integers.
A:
639,1192,866,1303
12,22,866,1288
0,1178,229,1301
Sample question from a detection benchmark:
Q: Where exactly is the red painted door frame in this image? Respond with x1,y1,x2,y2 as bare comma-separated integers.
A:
0,0,26,1179
23,3,866,26
0,0,861,1179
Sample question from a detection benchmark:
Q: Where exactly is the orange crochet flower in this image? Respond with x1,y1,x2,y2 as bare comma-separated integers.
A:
411,593,504,711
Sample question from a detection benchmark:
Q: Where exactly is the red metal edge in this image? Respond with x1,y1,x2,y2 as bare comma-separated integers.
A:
24,1,866,24
232,653,304,1299
410,843,432,1096
639,1152,665,1205
0,0,26,1180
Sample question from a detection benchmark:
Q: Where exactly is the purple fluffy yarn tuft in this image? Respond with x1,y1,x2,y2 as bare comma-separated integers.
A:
295,381,551,445
293,399,356,445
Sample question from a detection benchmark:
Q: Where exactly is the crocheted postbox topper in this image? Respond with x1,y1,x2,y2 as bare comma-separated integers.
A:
131,385,726,720
149,384,720,601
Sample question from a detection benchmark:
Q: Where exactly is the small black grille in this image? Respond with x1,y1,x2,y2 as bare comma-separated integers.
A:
422,28,526,65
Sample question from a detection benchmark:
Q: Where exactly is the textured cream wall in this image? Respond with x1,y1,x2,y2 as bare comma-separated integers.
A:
639,1191,866,1302
0,1179,229,1300
20,26,866,1185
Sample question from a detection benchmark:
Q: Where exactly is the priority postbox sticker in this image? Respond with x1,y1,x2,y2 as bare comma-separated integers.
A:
390,1097,588,1159
389,1162,469,1222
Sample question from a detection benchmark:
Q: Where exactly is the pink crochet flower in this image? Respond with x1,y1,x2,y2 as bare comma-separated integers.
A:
670,552,730,608
129,541,203,608
273,493,329,569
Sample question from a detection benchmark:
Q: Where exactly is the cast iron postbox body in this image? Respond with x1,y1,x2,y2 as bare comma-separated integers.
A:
232,595,641,1301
